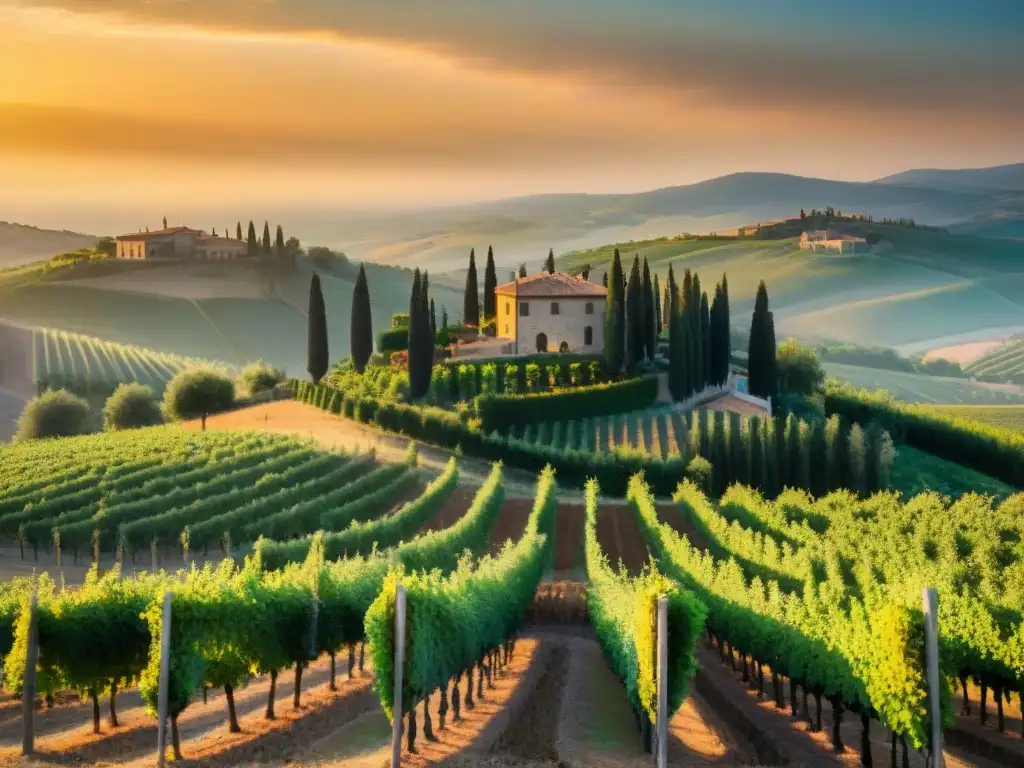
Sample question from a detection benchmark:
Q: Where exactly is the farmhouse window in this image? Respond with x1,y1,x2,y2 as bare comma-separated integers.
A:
551,302,560,315
506,301,511,314
584,326,593,345
520,302,530,316
585,302,594,314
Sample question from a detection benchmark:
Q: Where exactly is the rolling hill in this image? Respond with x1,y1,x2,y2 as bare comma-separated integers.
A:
876,162,1024,192
557,223,1024,353
0,221,97,269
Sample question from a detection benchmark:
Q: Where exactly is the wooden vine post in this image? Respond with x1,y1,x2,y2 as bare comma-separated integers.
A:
655,596,668,768
21,588,39,755
155,591,172,768
391,583,407,768
922,587,943,768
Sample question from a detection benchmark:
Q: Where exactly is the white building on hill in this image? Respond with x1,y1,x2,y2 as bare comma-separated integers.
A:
799,229,867,255
495,272,607,354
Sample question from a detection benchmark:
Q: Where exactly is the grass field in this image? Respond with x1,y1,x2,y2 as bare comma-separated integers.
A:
890,445,1016,500
928,404,1024,432
824,361,1024,404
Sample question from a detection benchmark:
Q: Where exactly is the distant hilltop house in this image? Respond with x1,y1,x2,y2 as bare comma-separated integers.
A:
799,229,867,255
495,271,607,354
116,226,248,261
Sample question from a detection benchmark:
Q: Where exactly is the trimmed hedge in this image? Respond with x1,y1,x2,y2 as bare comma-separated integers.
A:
477,376,659,433
824,381,1024,489
376,327,409,354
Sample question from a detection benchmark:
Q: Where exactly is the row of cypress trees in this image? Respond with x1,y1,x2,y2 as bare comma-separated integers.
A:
307,264,374,385
408,268,436,399
229,220,290,259
604,250,662,374
463,246,500,328
666,267,731,401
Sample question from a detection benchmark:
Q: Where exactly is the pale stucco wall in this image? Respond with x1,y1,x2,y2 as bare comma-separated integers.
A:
512,296,604,354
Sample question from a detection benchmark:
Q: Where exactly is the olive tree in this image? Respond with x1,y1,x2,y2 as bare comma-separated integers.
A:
15,389,91,442
236,361,285,398
162,369,235,431
103,383,163,431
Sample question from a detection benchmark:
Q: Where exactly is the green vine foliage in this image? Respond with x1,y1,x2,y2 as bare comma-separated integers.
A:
583,479,706,725
366,465,556,721
258,457,459,569
629,474,945,749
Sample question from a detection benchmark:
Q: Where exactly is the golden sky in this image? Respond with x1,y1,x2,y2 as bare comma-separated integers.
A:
1,0,1022,217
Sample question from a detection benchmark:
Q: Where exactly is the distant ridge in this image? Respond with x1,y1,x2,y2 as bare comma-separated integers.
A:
876,162,1024,192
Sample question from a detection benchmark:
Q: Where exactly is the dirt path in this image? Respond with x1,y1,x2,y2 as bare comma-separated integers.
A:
306,639,543,768
488,499,535,554
0,654,378,766
415,488,477,534
546,628,759,768
596,505,649,577
188,401,576,500
552,503,585,581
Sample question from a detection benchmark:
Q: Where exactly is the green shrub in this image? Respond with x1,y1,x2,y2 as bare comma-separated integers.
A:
102,383,164,431
376,327,409,354
525,363,542,393
477,376,659,433
162,368,235,429
480,363,498,395
685,456,713,494
237,360,286,397
391,313,410,329
503,365,520,394
15,389,91,442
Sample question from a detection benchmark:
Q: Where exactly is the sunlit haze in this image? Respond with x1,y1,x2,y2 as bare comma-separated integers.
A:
2,0,1023,229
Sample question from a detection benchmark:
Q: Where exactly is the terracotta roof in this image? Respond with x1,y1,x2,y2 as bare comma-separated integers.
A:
495,272,608,298
116,227,203,241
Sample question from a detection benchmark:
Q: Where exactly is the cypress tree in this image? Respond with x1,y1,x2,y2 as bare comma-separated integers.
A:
809,420,829,497
463,250,480,327
275,225,285,258
847,424,867,496
307,274,329,385
733,414,751,486
430,298,437,343
701,292,711,388
519,264,528,279
545,249,556,274
710,285,722,386
236,222,243,241
749,417,765,491
604,249,626,374
668,305,684,401
763,417,780,497
829,416,848,491
667,264,677,318
247,221,258,257
653,273,662,337
262,221,271,253
420,273,432,384
711,414,728,495
602,272,608,287
350,265,373,373
691,274,704,392
719,274,731,384
784,414,800,491
748,281,778,399
408,269,428,399
483,246,498,321
626,256,644,372
441,305,449,330
643,258,656,361
681,270,693,395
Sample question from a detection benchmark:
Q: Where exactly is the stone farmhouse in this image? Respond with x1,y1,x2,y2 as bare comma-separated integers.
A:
799,229,867,255
495,272,607,354
116,226,248,261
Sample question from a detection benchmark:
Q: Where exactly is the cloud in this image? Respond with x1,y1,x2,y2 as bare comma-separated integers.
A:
6,0,1024,117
